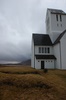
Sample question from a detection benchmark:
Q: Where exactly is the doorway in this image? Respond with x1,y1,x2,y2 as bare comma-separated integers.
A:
41,61,44,69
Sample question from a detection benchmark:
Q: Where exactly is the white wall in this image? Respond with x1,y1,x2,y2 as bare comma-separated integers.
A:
35,58,55,69
46,10,51,35
45,60,54,69
53,43,61,69
31,36,34,68
46,9,66,43
34,45,55,69
60,32,66,69
51,14,65,32
50,14,66,42
35,57,41,69
35,46,53,55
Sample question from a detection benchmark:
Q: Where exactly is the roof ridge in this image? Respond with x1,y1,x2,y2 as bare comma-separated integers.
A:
47,8,65,14
33,34,49,35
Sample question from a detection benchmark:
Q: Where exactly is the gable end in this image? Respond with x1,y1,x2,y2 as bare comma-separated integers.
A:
54,30,66,45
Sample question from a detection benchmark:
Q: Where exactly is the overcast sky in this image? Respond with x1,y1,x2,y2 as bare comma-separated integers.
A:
0,0,66,63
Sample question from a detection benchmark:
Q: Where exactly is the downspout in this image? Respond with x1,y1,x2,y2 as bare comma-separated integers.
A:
53,45,56,69
34,46,35,68
59,42,62,69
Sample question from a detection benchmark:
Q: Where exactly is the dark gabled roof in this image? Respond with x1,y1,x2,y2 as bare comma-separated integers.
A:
33,34,52,46
48,8,66,14
35,55,56,59
54,30,66,45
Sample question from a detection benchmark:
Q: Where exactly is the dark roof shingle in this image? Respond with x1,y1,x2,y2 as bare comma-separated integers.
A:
33,34,52,46
35,55,56,59
48,8,66,14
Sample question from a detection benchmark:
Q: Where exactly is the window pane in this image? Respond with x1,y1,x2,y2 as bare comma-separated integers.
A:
45,48,46,53
39,47,41,53
60,15,62,21
42,47,44,53
48,48,50,53
56,15,58,21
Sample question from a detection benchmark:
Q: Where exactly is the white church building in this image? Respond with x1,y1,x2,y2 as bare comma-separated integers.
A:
31,8,66,69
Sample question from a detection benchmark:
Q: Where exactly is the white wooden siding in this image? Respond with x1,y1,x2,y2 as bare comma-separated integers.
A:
35,46,53,55
53,43,60,69
60,32,66,69
31,37,34,68
35,58,54,69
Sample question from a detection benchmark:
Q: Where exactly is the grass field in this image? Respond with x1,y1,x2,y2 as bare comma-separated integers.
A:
0,65,66,100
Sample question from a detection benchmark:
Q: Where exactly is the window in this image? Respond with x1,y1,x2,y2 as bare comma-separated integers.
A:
48,48,50,53
39,47,41,53
61,24,62,27
60,15,62,21
45,48,46,53
45,47,50,53
39,47,50,53
56,15,58,21
42,47,44,53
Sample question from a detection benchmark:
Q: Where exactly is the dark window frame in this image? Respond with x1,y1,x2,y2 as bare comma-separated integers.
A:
39,47,41,53
48,47,50,53
60,15,62,21
56,15,58,21
42,47,44,53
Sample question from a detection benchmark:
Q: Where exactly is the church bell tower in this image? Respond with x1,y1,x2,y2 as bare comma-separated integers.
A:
46,8,66,43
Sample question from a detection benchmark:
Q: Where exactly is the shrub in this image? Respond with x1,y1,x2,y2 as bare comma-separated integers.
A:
44,69,48,73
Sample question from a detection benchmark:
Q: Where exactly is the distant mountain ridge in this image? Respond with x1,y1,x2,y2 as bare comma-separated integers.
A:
0,59,31,66
20,59,31,65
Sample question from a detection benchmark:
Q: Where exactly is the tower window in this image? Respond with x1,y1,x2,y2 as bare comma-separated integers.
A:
61,24,62,27
56,15,58,21
60,15,62,21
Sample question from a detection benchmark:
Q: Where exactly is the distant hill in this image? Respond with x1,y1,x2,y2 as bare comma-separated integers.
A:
20,59,31,65
0,59,31,66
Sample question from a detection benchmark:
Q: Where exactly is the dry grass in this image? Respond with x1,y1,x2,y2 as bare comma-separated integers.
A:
0,66,39,74
0,65,66,100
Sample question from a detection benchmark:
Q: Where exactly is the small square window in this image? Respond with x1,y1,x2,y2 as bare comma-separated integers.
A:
61,24,62,27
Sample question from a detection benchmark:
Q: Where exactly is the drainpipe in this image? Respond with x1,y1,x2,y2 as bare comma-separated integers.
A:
34,45,35,68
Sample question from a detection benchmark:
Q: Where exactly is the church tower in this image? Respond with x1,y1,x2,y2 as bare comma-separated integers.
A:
46,8,66,43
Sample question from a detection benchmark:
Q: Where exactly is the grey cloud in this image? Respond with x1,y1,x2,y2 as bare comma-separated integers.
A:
0,0,66,63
